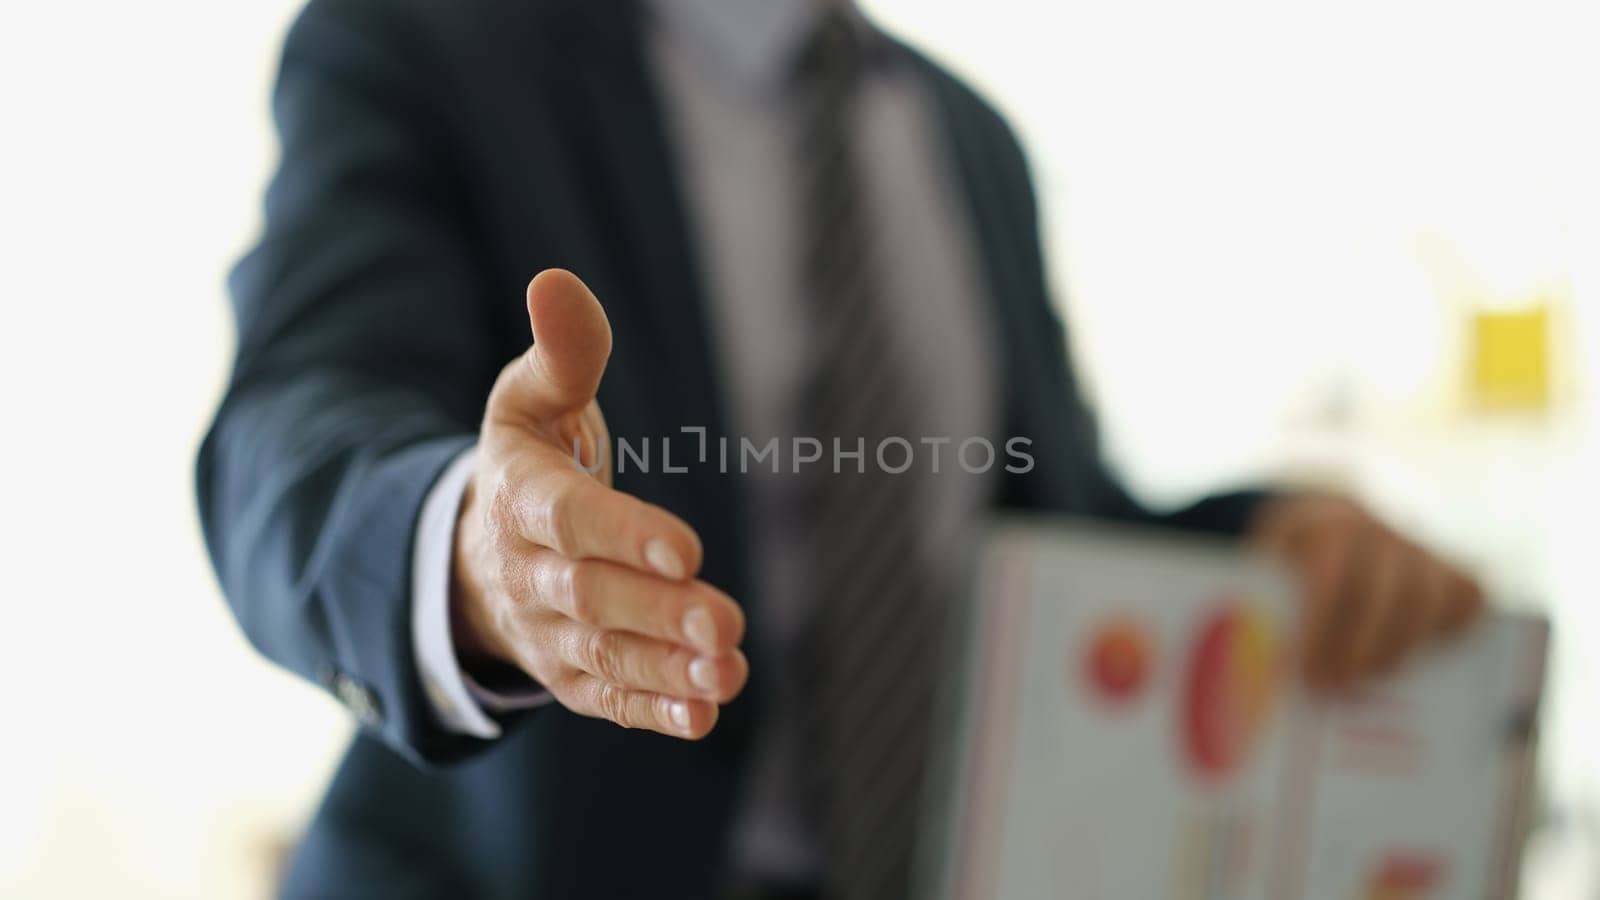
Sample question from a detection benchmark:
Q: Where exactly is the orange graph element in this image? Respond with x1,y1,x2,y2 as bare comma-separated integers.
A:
1082,616,1152,705
1364,852,1443,900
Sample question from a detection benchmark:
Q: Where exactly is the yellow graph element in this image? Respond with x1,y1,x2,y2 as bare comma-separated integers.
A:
1469,304,1549,411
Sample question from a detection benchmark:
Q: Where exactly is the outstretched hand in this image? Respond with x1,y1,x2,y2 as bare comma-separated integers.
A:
450,270,748,739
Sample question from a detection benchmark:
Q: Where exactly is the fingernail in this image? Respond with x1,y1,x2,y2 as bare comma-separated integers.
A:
683,607,717,653
646,538,686,580
669,700,691,733
689,657,719,694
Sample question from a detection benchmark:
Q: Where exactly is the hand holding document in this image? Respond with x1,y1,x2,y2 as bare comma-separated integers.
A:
929,520,1547,900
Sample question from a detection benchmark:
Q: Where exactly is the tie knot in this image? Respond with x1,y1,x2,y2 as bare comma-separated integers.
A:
793,8,868,91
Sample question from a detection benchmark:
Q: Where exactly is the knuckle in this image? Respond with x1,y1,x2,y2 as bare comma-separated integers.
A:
586,629,626,683
563,561,601,623
523,649,562,690
491,552,525,598
524,555,559,611
596,683,630,726
541,486,582,556
486,472,522,541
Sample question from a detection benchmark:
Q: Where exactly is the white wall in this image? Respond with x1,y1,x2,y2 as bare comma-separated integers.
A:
865,0,1598,497
1,3,347,897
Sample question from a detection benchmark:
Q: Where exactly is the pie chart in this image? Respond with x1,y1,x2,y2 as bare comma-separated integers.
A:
1182,601,1281,779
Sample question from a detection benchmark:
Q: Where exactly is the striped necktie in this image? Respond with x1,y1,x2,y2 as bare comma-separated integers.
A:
791,12,952,899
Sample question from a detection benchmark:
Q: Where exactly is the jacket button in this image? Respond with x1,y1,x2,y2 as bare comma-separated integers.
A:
330,672,383,728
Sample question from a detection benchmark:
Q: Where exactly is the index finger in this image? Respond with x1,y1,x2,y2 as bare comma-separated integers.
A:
497,449,703,580
1293,522,1361,689
536,557,745,655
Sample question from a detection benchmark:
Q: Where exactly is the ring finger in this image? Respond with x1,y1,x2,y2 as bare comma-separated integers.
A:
554,623,747,702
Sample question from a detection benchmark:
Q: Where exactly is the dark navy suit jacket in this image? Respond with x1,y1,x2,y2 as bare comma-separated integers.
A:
197,0,1263,895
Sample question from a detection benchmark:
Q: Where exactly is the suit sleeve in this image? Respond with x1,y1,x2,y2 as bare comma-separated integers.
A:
196,1,514,765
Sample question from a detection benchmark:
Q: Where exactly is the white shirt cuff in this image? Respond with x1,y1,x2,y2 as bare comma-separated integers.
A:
411,444,551,740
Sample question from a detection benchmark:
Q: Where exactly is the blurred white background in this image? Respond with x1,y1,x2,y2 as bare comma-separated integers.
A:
1,0,1595,897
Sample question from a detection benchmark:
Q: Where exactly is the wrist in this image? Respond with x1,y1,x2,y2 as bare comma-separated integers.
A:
449,478,509,669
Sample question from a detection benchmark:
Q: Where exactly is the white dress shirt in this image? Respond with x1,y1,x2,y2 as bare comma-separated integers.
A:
412,0,1000,882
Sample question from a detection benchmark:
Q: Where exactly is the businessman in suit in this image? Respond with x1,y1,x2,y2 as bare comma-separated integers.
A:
198,0,1483,897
